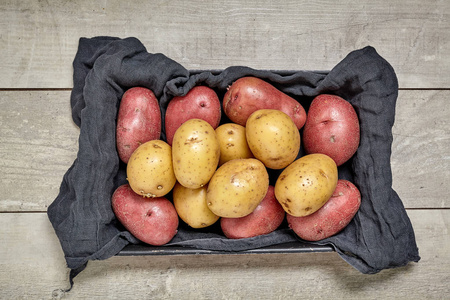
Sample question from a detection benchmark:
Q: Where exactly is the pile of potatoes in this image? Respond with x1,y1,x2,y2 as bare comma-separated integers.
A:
111,77,362,246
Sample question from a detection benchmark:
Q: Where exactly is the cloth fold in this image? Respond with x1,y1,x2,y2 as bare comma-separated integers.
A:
48,36,420,277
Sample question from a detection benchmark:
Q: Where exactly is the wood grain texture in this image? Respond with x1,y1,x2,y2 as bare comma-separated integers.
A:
0,91,79,212
392,90,450,209
1,0,449,89
1,90,448,212
0,210,447,299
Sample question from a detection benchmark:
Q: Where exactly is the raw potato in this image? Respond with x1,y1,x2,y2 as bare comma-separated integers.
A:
111,184,178,246
274,153,338,217
172,119,220,189
303,94,360,166
223,76,307,129
127,140,176,198
246,109,300,169
165,86,221,145
287,179,361,241
116,87,161,163
206,158,269,218
220,186,285,239
215,123,254,166
173,183,219,228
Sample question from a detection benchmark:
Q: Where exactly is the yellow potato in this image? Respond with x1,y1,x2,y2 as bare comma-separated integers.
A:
172,119,220,189
206,158,269,218
274,153,338,217
173,183,219,228
126,140,176,198
215,123,254,166
246,109,300,169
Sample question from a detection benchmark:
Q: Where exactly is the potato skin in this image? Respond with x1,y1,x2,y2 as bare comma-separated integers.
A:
172,119,220,189
303,94,360,166
220,186,285,239
116,87,161,163
173,183,219,228
223,77,306,129
215,123,254,166
206,158,269,218
274,153,338,217
111,184,179,246
287,179,361,241
165,86,221,145
246,109,300,169
127,140,176,198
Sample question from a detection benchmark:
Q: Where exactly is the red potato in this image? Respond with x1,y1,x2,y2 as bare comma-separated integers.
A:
111,184,179,246
220,186,285,239
165,86,221,145
302,94,360,166
223,77,307,129
116,87,161,163
287,179,361,241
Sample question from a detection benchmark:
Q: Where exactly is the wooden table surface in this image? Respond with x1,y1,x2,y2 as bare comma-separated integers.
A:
1,1,449,299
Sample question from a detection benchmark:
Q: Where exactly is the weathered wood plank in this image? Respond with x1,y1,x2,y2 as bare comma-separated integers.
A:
0,90,448,212
392,90,450,209
0,91,79,212
1,0,449,89
0,210,447,299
